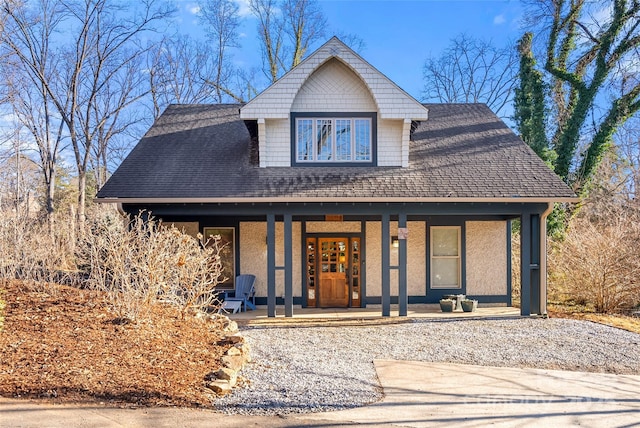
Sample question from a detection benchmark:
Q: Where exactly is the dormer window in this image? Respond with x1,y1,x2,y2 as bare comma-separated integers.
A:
291,113,377,165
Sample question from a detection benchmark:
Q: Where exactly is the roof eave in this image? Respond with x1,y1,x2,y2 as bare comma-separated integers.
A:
95,196,580,205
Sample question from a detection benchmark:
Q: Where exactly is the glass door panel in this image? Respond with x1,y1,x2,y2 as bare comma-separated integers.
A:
306,236,362,308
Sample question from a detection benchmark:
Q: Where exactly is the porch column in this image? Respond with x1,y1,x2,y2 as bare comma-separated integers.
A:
284,214,293,317
267,214,276,317
520,210,542,316
381,213,391,317
398,213,408,316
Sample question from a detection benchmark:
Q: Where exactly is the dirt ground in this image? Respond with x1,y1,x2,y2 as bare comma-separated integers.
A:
0,280,234,408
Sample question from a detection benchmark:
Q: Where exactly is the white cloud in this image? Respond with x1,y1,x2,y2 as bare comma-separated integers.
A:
188,4,201,15
234,0,253,18
493,14,506,25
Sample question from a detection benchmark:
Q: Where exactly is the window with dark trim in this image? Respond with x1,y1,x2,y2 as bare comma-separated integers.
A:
291,113,377,166
430,226,461,289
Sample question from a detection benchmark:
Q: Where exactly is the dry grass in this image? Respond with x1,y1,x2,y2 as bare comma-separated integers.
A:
548,303,640,334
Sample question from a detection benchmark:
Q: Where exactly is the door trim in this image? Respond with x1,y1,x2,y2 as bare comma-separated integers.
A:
305,235,362,308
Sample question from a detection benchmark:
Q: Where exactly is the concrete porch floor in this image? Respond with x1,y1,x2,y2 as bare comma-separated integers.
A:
226,304,522,325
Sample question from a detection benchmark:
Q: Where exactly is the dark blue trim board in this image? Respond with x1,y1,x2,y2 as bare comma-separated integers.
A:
284,214,293,317
290,112,378,167
123,202,549,218
398,213,408,316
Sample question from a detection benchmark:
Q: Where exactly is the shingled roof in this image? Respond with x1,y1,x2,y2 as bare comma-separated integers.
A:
96,103,576,202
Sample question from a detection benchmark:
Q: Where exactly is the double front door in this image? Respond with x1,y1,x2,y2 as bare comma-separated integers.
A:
306,237,361,308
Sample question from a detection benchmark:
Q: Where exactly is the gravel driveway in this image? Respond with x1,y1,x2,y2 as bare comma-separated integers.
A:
214,317,640,415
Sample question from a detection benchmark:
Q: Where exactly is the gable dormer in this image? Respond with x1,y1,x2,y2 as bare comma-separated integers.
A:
240,37,428,168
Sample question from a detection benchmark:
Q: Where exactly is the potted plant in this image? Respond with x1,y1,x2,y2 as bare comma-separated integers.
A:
461,299,478,312
439,299,456,312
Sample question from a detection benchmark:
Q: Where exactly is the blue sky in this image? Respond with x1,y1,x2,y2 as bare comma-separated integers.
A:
177,0,526,100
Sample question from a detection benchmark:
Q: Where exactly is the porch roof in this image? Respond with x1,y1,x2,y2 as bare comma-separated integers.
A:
96,103,576,203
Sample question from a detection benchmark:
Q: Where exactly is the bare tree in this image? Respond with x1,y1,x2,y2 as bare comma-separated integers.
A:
1,0,173,232
282,0,325,69
614,117,640,208
8,80,67,218
249,0,326,84
0,129,41,216
87,52,151,189
146,35,220,118
249,0,282,83
0,0,67,222
198,0,240,102
422,34,518,118
334,31,366,54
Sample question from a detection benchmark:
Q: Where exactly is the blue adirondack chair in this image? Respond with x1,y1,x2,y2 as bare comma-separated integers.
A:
225,274,256,311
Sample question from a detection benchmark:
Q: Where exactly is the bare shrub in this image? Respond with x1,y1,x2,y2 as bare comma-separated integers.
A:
78,212,224,322
159,228,226,318
549,213,640,313
0,212,76,292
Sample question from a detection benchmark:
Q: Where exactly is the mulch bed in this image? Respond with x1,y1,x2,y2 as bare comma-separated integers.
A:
0,280,233,408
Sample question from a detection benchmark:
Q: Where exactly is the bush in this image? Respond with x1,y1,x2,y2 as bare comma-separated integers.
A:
0,212,76,292
77,211,224,321
549,212,640,313
0,207,225,323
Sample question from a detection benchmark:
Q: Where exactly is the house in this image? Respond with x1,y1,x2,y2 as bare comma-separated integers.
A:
96,37,577,317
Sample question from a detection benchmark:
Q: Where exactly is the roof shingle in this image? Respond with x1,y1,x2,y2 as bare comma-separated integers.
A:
96,103,576,201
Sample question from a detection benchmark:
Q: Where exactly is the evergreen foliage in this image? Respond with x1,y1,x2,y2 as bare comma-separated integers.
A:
513,32,554,165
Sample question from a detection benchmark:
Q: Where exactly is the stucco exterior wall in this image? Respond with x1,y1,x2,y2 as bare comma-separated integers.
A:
240,221,303,298
242,219,506,302
365,221,426,299
366,221,382,297
465,221,508,296
239,222,267,297
407,221,426,296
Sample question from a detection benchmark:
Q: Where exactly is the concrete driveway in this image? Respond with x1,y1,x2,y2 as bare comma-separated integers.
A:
300,360,640,427
2,360,640,427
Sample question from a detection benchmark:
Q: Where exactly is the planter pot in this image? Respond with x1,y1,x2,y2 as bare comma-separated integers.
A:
461,300,478,312
439,299,456,312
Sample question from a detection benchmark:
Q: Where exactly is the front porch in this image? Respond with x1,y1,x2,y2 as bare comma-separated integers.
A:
128,200,552,318
224,304,521,326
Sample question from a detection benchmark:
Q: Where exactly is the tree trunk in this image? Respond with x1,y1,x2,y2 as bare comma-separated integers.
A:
77,172,86,236
47,169,56,237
